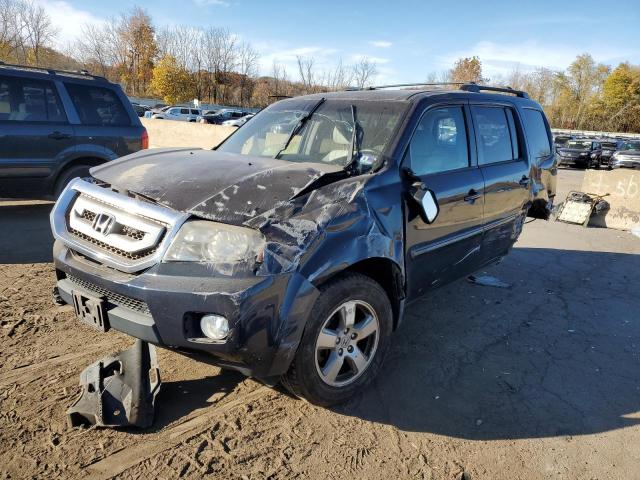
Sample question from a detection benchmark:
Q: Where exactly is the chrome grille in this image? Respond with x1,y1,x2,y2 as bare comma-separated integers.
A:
51,179,188,273
68,227,159,261
67,275,151,315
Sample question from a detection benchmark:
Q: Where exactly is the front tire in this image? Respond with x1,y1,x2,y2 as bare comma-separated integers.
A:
54,164,92,197
281,273,393,406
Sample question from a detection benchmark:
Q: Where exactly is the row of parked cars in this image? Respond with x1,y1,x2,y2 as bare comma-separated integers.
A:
136,103,255,127
554,134,640,170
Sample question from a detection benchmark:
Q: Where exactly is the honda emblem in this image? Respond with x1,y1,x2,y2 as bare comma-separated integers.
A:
92,213,116,235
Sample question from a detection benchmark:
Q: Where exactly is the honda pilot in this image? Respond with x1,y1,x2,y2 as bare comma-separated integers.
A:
50,84,556,406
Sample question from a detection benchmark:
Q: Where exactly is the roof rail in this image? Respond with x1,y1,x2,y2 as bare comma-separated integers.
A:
460,83,529,98
347,82,530,98
0,61,107,82
351,82,468,91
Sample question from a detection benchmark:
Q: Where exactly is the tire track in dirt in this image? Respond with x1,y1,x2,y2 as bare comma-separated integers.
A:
85,386,269,479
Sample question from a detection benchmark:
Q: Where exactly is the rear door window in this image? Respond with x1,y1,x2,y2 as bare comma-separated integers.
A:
65,83,130,126
0,76,66,123
471,106,518,164
407,106,470,176
521,108,552,161
180,108,189,115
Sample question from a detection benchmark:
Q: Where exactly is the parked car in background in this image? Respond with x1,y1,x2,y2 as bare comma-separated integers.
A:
610,140,640,169
152,106,201,122
553,134,572,151
221,113,254,127
51,83,556,406
0,62,147,199
599,139,623,166
198,108,248,124
556,138,603,168
131,102,150,117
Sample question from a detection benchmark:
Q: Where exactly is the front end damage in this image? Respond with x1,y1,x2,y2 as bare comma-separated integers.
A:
51,150,404,383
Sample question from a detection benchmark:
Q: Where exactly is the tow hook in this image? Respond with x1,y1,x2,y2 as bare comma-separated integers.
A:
67,339,161,429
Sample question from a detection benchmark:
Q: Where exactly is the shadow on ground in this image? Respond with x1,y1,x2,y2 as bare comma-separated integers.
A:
0,202,53,264
338,247,640,440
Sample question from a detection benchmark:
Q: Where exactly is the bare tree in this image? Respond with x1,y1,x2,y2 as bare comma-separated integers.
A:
21,1,57,65
296,55,317,93
326,58,352,91
202,27,238,103
237,42,259,106
352,57,378,88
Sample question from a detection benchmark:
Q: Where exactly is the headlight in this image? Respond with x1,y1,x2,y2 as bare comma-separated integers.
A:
580,152,587,156
164,220,265,264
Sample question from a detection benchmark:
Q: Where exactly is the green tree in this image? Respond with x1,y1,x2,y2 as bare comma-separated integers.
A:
150,55,196,104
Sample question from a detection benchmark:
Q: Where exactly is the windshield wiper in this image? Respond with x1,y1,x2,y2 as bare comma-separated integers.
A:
274,97,325,159
344,104,362,171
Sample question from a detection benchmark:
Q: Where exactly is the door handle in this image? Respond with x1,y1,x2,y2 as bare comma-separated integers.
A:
519,176,530,187
464,189,482,203
48,131,71,140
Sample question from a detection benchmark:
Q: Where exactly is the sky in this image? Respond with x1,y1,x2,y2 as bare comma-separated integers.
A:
38,0,640,84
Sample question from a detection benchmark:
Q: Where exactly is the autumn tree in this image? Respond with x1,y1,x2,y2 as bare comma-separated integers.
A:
601,63,640,132
150,55,195,104
117,7,157,96
450,56,485,84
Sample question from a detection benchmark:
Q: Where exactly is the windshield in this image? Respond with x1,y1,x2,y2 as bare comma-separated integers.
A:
567,140,592,150
621,141,640,151
217,98,407,171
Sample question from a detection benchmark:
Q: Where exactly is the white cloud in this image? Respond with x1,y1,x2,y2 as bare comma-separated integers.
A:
350,54,390,65
193,0,230,6
34,0,104,47
369,40,392,48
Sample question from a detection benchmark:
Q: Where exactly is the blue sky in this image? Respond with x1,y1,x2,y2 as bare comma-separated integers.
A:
41,0,640,83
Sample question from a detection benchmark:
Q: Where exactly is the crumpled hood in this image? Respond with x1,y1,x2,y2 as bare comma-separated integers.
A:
90,148,342,224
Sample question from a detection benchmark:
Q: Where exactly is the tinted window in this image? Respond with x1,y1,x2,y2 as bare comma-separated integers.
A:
472,106,515,164
190,109,200,115
0,76,66,122
180,108,189,114
522,109,551,160
65,83,130,126
408,106,469,176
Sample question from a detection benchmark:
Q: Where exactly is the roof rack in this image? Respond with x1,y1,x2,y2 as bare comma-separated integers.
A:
348,81,530,99
0,61,107,82
459,83,529,99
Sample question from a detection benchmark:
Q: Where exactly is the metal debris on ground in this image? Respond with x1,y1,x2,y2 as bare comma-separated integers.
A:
67,339,161,429
467,275,512,289
556,191,610,227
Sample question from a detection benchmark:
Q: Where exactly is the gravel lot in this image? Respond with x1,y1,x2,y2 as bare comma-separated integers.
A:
1,168,639,480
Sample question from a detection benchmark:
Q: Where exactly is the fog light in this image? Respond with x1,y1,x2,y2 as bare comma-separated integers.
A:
200,314,229,340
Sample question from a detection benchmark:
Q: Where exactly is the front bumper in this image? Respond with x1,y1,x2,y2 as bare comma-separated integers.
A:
611,159,640,169
54,241,319,379
557,156,589,167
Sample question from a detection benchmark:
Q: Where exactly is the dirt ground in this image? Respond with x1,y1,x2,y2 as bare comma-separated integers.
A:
1,168,639,480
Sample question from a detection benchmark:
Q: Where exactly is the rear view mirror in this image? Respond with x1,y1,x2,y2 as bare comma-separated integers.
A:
410,182,439,224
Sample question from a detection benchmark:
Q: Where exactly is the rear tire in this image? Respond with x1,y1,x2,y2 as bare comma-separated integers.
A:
281,272,393,406
54,164,91,198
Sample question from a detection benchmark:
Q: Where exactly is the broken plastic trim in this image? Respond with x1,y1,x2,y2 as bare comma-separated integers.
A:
67,340,161,429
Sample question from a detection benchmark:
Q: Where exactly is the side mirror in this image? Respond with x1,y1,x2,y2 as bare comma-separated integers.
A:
410,181,439,224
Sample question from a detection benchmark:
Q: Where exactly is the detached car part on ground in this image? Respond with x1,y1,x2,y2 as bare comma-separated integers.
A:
51,85,556,406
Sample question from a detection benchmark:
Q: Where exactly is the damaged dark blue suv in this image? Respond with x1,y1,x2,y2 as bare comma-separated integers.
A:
50,84,556,406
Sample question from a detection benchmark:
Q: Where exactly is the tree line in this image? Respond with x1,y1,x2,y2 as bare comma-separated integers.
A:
1,2,639,132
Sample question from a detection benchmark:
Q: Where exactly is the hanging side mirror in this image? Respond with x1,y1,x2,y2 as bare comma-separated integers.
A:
410,181,439,224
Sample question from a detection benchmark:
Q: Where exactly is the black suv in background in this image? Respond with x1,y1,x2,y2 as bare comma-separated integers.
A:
51,83,556,406
556,138,602,168
0,63,147,199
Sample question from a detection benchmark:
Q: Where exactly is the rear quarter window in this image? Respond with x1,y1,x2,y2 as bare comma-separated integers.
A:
522,109,552,161
65,83,130,126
